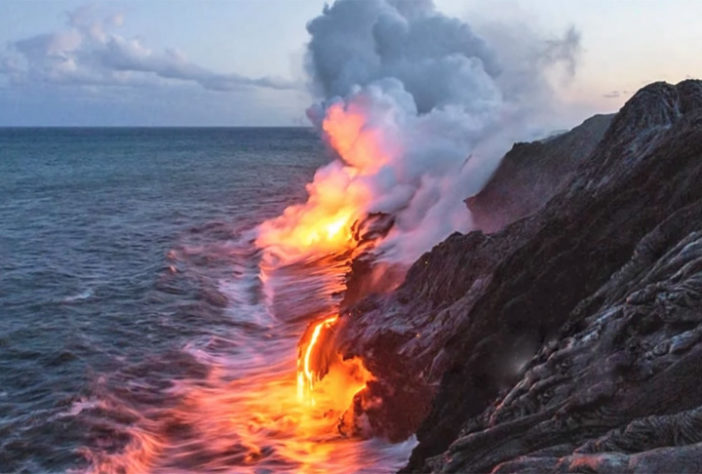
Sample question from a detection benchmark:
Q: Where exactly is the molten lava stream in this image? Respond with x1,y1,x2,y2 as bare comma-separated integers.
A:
244,243,386,471
153,92,404,472
173,316,378,473
251,96,398,455
85,313,390,473
297,314,374,410
83,96,419,472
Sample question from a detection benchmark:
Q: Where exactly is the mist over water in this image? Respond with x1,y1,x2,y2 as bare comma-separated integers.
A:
0,128,412,472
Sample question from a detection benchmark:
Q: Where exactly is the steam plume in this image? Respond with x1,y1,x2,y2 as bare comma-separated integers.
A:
261,0,580,264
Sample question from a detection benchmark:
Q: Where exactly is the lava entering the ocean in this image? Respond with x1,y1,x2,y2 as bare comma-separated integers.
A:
297,314,374,418
255,98,393,434
298,315,339,401
256,100,397,261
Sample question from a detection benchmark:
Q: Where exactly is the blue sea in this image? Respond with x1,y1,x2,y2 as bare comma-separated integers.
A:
0,128,413,473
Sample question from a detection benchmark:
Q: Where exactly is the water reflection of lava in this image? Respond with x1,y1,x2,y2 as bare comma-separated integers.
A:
81,228,413,473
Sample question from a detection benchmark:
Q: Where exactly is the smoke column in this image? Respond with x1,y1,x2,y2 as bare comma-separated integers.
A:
259,0,578,264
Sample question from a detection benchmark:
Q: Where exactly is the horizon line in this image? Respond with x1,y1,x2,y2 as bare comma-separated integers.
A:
0,125,315,129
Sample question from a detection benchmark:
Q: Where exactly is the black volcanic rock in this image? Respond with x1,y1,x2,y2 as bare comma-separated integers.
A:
336,80,702,473
467,113,613,233
431,199,702,473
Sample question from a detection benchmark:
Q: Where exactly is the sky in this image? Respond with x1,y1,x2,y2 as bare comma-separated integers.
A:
0,0,700,127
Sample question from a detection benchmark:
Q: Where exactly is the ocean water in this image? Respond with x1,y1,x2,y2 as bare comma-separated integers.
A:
0,128,413,473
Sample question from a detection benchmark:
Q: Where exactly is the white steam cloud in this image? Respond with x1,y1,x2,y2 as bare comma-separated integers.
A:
304,0,580,262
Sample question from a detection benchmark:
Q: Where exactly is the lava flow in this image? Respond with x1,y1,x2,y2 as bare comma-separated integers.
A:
255,100,397,261
255,98,393,434
298,315,340,402
296,314,374,410
81,96,412,474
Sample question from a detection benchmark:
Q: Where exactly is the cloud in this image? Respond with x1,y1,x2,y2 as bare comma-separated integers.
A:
0,5,300,92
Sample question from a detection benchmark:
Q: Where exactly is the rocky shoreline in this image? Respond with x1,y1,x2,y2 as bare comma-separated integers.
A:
339,80,702,473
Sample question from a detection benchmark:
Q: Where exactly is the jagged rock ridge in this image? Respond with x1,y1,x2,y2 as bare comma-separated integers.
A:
337,79,702,473
467,113,613,233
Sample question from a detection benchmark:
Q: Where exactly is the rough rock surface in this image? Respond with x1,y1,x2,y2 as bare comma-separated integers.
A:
337,80,702,472
467,113,613,233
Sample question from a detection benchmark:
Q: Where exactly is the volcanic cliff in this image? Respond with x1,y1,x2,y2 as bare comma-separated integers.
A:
336,79,702,472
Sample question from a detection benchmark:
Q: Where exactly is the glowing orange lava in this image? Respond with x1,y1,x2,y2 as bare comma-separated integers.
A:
297,315,373,410
85,101,401,473
256,101,395,261
254,99,387,447
88,263,379,473
298,315,338,401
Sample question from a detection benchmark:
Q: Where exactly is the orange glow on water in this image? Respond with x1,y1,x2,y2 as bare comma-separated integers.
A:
81,101,414,473
85,351,388,473
248,99,390,468
254,101,389,447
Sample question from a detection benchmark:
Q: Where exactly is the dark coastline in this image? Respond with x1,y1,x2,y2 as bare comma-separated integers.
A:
338,79,702,473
